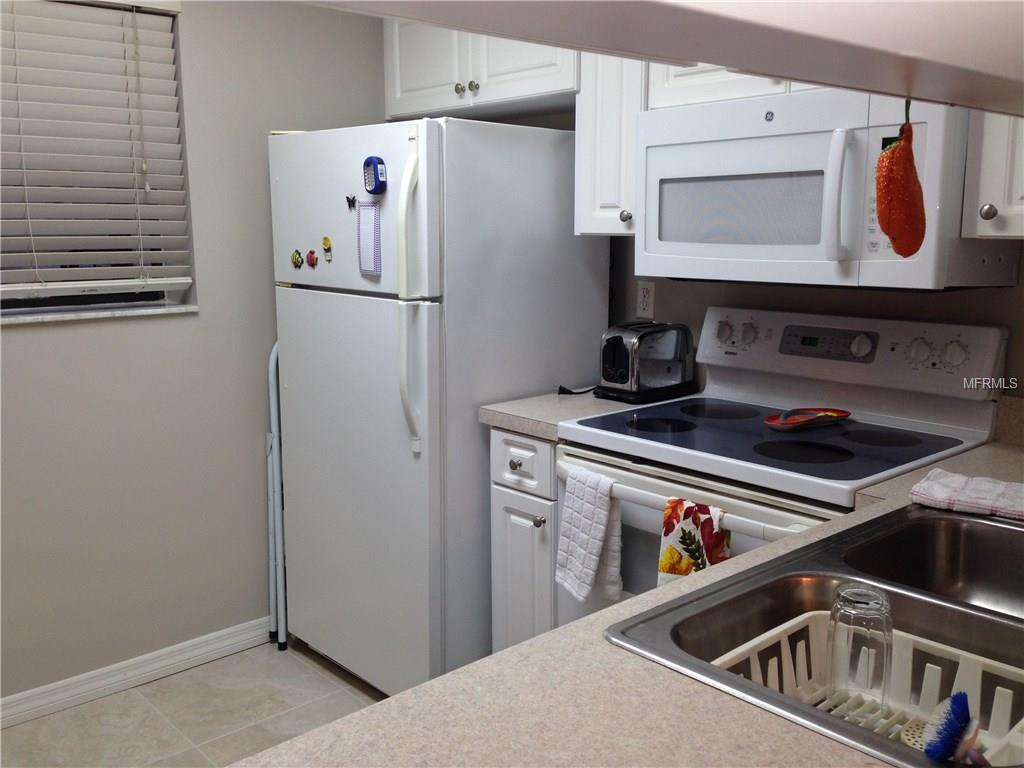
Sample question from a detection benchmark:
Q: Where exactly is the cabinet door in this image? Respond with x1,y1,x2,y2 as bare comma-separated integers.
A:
467,34,578,107
575,54,645,235
647,63,787,109
491,485,555,652
962,111,1024,238
384,20,470,119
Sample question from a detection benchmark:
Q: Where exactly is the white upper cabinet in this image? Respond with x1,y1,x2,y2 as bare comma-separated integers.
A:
790,80,824,92
469,35,577,106
647,63,787,109
384,20,471,118
383,20,578,119
962,112,1024,238
574,53,645,235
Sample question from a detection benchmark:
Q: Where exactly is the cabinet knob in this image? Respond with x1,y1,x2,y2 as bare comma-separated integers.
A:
619,209,633,223
508,458,523,471
979,203,999,221
454,82,466,95
531,515,546,528
467,80,480,93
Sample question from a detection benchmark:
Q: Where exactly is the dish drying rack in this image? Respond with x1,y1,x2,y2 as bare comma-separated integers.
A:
713,611,1024,766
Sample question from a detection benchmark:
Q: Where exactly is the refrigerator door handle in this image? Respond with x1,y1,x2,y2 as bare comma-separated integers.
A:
397,125,420,301
398,301,423,455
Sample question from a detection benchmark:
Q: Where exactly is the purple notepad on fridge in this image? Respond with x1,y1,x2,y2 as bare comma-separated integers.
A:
357,200,381,276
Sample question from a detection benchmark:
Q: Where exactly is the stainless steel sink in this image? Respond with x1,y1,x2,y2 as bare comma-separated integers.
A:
606,505,1024,767
843,510,1024,620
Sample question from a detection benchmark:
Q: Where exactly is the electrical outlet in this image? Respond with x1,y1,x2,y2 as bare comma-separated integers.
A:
636,280,655,320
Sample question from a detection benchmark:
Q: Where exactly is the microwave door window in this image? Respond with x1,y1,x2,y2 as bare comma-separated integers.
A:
658,171,824,245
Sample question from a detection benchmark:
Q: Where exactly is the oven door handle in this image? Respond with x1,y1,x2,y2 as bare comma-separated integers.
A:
556,461,811,542
822,128,851,262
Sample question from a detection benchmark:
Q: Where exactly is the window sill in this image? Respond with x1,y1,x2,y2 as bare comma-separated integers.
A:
1,304,199,326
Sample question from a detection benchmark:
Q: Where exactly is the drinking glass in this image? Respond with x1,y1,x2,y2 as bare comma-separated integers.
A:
825,582,893,707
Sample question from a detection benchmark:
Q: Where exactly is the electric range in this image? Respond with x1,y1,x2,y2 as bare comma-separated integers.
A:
559,308,1007,508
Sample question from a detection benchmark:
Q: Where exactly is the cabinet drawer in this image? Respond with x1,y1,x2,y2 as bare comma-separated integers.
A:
490,429,555,499
490,485,555,651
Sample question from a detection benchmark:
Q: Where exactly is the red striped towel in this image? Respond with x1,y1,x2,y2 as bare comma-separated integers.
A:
910,468,1023,521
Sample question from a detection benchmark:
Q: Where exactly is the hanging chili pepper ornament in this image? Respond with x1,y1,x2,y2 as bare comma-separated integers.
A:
875,99,926,257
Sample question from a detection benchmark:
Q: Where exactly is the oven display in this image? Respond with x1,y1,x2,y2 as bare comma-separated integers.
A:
780,325,878,363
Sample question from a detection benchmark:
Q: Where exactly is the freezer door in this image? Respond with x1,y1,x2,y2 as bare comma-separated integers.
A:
276,286,441,695
269,120,440,298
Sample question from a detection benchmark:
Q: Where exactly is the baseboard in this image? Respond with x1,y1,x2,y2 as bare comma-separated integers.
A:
1,616,270,728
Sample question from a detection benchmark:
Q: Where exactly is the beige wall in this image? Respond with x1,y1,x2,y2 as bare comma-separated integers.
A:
0,2,384,696
610,240,1024,397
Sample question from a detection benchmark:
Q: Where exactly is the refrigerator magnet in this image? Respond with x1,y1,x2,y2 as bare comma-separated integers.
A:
322,236,333,263
290,249,303,269
306,249,318,269
363,156,387,194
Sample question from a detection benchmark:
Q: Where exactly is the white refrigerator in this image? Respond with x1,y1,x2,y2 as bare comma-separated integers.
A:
269,118,608,694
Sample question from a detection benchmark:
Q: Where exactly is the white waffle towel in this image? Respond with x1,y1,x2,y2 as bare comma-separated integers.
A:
555,466,622,603
910,468,1024,521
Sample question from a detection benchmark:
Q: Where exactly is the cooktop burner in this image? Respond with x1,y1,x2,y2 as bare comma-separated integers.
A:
680,402,760,420
753,440,855,464
841,429,923,448
576,397,963,482
626,416,697,434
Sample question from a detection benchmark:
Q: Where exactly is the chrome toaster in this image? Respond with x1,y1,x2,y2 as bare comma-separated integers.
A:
595,322,696,403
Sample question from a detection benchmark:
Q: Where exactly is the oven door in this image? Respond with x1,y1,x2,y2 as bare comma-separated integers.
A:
554,450,821,627
635,89,870,286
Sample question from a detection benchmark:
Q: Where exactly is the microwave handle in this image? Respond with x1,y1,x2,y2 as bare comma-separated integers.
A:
822,128,851,262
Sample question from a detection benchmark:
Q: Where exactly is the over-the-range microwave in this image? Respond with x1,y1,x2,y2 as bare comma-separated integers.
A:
635,89,1020,289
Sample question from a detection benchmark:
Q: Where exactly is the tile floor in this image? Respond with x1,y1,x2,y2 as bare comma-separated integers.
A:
1,641,386,767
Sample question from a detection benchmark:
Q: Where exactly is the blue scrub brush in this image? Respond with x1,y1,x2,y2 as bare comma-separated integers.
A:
922,692,982,762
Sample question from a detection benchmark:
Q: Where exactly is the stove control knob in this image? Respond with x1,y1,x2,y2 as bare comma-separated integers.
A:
740,322,758,345
849,333,874,358
907,337,933,364
716,320,734,344
943,341,968,367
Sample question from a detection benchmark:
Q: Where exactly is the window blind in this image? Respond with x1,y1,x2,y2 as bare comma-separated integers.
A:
1,0,193,318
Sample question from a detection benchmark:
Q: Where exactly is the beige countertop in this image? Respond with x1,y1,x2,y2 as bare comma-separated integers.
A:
478,392,631,441
239,442,1023,767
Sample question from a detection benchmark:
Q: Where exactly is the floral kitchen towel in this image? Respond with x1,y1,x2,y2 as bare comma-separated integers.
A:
658,498,730,585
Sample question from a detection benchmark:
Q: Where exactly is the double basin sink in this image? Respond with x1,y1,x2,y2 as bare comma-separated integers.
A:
606,505,1024,767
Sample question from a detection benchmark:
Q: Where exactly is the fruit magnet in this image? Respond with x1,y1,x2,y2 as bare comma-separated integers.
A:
290,249,303,269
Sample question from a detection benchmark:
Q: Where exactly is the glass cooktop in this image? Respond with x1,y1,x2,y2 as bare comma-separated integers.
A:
576,397,962,481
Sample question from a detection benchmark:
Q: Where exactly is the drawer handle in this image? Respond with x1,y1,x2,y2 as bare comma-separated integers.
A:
531,515,546,528
508,458,523,471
